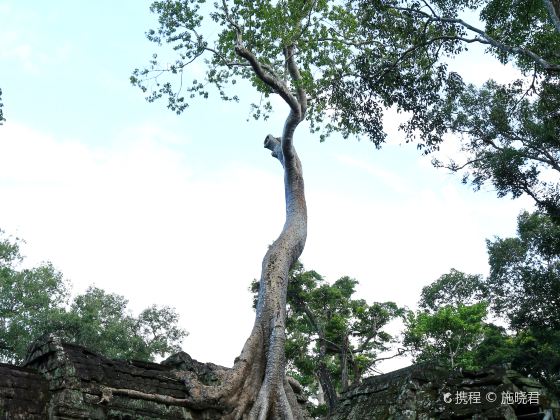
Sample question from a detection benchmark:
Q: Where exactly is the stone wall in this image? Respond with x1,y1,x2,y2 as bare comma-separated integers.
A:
331,363,560,419
1,335,559,419
0,363,50,419
9,334,225,419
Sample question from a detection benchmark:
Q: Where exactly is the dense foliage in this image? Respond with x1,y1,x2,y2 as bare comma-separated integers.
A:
404,302,488,370
134,0,560,222
131,0,483,145
486,211,560,330
0,230,187,364
341,0,560,219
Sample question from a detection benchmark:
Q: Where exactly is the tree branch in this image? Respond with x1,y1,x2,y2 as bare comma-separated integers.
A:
370,348,406,365
235,42,300,114
220,0,299,110
204,47,250,68
393,5,560,71
284,45,307,120
543,0,560,34
264,134,284,166
98,386,189,406
372,36,481,86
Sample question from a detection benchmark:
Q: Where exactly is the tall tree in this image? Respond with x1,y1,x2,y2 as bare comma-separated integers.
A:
484,211,560,392
0,230,187,364
132,1,443,417
0,231,68,362
342,0,560,220
61,287,186,361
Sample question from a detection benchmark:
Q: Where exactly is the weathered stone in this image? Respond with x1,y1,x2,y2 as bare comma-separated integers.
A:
2,336,559,419
162,351,223,387
331,363,560,419
0,362,50,419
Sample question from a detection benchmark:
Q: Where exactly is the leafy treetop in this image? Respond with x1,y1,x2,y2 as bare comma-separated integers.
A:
132,0,461,146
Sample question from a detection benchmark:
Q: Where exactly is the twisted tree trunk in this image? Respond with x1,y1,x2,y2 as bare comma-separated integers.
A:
179,84,308,419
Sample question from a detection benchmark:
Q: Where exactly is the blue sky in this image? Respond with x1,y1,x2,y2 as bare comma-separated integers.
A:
0,1,533,371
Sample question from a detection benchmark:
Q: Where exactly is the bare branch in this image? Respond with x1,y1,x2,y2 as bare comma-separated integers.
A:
234,43,300,113
438,157,486,171
370,348,406,365
98,386,188,406
264,134,284,166
421,0,437,17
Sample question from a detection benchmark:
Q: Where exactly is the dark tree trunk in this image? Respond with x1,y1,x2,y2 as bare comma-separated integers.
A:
317,341,338,415
340,336,349,393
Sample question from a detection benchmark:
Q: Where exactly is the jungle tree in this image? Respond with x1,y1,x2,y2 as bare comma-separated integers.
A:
486,211,560,330
132,0,457,418
485,211,560,391
404,303,489,370
419,269,486,312
343,0,560,220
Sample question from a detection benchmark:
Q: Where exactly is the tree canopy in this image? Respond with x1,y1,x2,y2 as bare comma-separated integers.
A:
404,302,488,370
132,0,461,144
486,211,560,330
419,269,486,312
344,0,560,219
0,230,187,364
134,0,560,220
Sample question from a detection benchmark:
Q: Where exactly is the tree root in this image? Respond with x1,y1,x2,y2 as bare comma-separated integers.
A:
97,386,190,406
163,325,306,419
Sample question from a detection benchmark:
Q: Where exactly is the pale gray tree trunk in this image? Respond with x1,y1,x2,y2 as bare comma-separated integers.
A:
178,32,310,420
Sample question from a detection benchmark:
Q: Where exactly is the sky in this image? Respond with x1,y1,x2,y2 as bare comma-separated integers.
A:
0,1,534,372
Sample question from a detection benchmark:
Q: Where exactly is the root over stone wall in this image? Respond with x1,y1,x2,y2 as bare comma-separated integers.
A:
1,335,559,419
